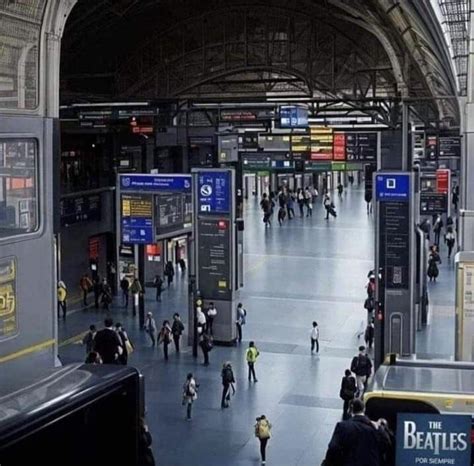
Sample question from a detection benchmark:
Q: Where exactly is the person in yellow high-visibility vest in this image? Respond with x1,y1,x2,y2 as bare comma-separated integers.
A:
246,341,260,382
57,281,67,320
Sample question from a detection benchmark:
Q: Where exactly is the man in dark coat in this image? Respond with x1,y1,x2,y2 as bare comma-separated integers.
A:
323,399,390,466
93,318,122,364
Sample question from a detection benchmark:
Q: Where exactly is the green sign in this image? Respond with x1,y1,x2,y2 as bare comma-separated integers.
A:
304,161,332,172
331,162,346,171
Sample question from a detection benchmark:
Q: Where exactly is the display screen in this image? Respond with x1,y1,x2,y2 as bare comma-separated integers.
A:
280,106,308,127
197,171,231,214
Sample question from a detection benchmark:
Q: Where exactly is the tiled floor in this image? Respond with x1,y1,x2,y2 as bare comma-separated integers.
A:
58,186,455,466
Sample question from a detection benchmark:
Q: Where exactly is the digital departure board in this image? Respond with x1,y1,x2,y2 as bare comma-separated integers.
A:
310,126,333,160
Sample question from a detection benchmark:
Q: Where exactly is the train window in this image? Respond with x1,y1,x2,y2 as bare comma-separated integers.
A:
0,140,38,237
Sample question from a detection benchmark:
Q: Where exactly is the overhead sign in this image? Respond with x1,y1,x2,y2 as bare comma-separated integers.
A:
376,174,410,202
197,171,230,214
396,413,471,466
119,174,191,192
60,194,101,227
420,192,448,214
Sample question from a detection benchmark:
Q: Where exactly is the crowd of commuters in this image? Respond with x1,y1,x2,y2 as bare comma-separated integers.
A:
259,185,341,227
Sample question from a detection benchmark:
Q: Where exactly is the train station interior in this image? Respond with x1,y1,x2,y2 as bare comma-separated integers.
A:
0,1,474,465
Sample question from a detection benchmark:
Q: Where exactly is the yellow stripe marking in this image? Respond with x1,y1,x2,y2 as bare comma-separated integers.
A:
0,339,55,364
59,331,88,347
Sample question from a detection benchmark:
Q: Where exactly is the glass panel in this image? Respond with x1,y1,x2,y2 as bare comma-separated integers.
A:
0,0,47,110
0,140,38,237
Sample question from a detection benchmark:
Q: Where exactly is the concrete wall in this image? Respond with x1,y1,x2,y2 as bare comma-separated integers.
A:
60,190,115,298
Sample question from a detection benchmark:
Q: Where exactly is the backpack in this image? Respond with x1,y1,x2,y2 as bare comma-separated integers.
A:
351,354,370,376
185,381,195,397
223,367,233,383
256,420,271,439
364,297,374,310
339,376,356,401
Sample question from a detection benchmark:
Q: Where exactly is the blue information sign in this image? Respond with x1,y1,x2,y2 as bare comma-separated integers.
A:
396,413,472,466
197,171,231,214
120,174,191,192
376,173,410,201
122,218,153,244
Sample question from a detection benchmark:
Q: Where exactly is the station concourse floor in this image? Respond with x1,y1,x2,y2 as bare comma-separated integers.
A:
58,186,455,466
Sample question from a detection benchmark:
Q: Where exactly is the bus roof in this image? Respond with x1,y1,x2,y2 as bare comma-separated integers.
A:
373,362,474,395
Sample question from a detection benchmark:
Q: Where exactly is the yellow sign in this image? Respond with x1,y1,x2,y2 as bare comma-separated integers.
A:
0,257,17,339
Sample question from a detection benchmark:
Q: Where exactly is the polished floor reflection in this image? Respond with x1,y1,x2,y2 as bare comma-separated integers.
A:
59,185,455,466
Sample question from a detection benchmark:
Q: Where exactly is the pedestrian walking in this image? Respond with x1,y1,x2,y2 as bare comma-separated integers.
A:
154,274,163,301
93,275,102,309
199,332,213,366
164,261,175,287
365,191,373,214
207,302,217,335
260,193,272,227
144,312,157,347
255,415,272,465
130,277,143,316
182,373,198,421
236,303,247,343
221,362,235,408
304,187,312,217
364,320,374,349
115,322,132,365
79,274,92,306
287,191,295,219
427,245,441,282
196,305,207,335
158,320,172,360
323,399,391,466
93,318,123,364
277,206,286,225
337,183,344,197
445,226,456,259
452,185,459,212
178,258,186,274
297,189,305,217
82,324,97,354
433,214,444,247
171,313,185,352
350,345,372,397
57,280,67,320
101,279,112,311
120,276,130,308
310,321,319,354
246,341,259,382
339,369,357,420
323,194,337,219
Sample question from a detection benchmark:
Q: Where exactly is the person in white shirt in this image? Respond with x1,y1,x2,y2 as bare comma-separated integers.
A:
196,306,207,334
207,302,217,335
311,321,320,353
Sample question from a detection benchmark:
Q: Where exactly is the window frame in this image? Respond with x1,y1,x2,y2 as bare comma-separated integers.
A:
0,137,41,243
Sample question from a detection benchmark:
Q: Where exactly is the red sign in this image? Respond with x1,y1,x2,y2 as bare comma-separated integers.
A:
436,169,450,194
88,237,100,260
146,244,161,256
333,133,346,161
132,126,154,134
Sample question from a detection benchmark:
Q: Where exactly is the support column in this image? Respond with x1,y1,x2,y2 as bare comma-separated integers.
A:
460,7,474,250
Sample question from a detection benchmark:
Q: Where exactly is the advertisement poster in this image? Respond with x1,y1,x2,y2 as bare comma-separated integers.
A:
396,414,471,466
